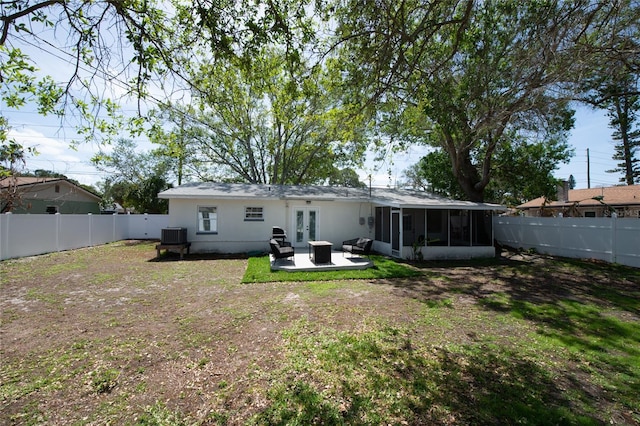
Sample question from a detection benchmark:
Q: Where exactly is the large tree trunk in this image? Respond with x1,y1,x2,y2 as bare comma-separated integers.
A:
455,165,486,202
445,135,487,202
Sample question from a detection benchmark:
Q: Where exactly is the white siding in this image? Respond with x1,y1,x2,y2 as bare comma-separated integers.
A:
167,198,373,253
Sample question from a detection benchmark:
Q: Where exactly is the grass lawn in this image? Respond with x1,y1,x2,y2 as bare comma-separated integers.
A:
241,254,422,283
1,240,639,425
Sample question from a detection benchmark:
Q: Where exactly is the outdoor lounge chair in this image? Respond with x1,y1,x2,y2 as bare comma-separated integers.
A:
342,238,373,257
269,239,295,260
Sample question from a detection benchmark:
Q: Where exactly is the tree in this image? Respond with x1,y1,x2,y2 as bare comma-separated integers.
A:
1,0,316,164
606,81,640,184
328,168,366,188
158,48,369,185
0,120,31,212
591,73,640,185
488,135,573,206
93,139,171,213
0,141,24,212
333,0,640,201
0,0,315,120
123,174,170,214
0,131,26,177
578,8,640,186
403,150,465,199
1,0,173,144
405,132,573,206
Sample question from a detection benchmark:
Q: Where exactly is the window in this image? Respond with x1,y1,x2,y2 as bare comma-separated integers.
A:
584,211,596,218
46,205,58,214
375,207,391,243
54,184,60,193
426,209,448,246
472,210,492,246
197,206,217,233
403,209,426,246
244,207,264,221
450,210,470,246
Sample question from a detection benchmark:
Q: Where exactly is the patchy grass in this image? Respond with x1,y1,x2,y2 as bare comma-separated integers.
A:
1,242,639,425
241,254,422,283
252,320,593,425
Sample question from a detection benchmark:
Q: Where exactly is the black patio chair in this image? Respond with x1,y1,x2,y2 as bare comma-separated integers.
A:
342,238,373,257
269,239,295,260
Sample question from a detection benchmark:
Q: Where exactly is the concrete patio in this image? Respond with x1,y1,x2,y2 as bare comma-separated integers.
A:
270,251,374,272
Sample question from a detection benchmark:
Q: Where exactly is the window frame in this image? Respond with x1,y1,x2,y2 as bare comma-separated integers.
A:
244,206,264,222
197,206,218,234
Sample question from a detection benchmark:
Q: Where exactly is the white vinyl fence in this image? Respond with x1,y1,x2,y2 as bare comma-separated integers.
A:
0,213,169,261
2,213,639,268
493,216,640,268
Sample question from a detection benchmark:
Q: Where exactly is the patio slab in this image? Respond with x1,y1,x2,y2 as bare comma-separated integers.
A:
270,251,373,272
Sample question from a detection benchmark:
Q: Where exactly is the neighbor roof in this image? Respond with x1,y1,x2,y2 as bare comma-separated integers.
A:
518,185,640,209
158,182,506,210
0,176,62,188
0,177,101,200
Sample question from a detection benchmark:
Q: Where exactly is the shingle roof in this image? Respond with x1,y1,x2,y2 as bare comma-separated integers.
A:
518,185,640,209
0,177,101,200
158,182,506,210
0,177,64,188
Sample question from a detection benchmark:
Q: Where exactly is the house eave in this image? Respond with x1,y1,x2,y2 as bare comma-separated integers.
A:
157,183,507,211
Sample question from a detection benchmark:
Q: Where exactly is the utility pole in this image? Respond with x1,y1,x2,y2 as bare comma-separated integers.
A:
178,115,184,186
587,148,591,189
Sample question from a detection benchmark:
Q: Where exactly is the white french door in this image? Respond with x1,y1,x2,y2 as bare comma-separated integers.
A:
293,208,318,247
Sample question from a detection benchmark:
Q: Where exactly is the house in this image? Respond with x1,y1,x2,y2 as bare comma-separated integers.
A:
0,177,101,214
157,183,506,260
517,184,640,218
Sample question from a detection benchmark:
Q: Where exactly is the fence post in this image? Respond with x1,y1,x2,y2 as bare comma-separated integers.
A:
55,212,61,252
88,213,93,246
611,213,617,264
1,212,11,260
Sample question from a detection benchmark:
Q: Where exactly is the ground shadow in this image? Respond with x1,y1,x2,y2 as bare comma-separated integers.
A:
252,333,591,425
148,251,257,262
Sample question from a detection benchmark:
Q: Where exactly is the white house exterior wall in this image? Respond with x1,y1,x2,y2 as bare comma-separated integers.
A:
284,199,374,249
167,198,373,254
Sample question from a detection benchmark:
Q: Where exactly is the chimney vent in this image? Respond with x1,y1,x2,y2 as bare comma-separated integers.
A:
556,180,570,202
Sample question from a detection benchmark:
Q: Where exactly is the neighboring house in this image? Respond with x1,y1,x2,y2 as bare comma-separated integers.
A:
101,202,133,215
0,177,101,214
517,184,640,218
158,183,506,260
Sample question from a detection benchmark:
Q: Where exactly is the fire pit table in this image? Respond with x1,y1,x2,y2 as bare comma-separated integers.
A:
308,240,333,264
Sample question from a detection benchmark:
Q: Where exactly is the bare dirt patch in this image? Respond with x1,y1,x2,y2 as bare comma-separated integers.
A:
1,241,638,424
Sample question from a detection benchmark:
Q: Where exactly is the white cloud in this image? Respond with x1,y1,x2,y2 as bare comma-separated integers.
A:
8,127,105,186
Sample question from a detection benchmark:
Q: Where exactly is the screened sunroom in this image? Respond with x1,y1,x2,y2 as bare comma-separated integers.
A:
373,204,501,260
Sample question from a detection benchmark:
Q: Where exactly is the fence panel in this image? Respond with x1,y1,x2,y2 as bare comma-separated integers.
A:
127,214,169,239
614,219,640,268
558,218,613,262
91,215,121,246
1,214,58,260
494,216,639,268
58,215,92,251
0,214,170,260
